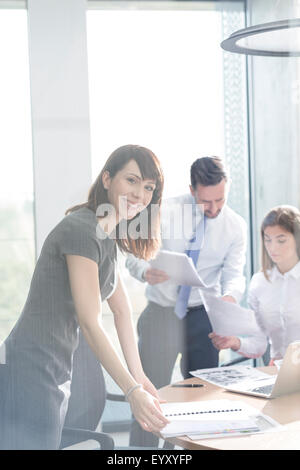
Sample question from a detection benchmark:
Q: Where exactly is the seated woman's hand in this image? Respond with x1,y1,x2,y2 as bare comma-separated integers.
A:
127,387,170,433
208,332,241,351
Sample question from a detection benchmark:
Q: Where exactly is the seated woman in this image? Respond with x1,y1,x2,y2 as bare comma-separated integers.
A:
209,205,300,364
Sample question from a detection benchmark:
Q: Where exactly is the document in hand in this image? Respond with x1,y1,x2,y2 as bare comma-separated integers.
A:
201,292,262,337
160,399,280,439
149,250,209,287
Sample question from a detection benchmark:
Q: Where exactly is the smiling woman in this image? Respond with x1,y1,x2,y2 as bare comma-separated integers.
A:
0,144,169,450
101,161,156,226
67,144,164,260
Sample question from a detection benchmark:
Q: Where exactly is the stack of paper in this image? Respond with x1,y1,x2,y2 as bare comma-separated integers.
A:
149,252,264,338
149,250,209,287
160,399,281,440
201,292,262,337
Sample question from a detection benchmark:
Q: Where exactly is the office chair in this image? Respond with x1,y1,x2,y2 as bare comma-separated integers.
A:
60,331,114,450
60,427,114,450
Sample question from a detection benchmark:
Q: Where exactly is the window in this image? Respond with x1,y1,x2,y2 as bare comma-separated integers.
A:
247,0,300,271
87,0,247,380
0,9,35,342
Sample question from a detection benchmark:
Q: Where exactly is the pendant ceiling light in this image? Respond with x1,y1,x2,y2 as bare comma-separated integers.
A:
221,18,300,57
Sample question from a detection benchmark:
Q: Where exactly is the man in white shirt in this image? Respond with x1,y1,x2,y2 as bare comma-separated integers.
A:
126,156,247,447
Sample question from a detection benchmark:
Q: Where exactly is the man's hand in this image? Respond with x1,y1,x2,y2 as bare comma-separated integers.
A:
143,268,170,285
209,332,241,351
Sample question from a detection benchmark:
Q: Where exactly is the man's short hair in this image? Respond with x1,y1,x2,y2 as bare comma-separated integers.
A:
190,156,228,188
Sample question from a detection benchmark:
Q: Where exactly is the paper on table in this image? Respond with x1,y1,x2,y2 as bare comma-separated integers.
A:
160,399,260,438
201,292,262,337
190,365,276,390
186,402,282,440
149,250,209,288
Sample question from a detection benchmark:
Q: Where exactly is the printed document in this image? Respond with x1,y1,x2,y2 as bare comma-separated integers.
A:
190,365,277,391
149,250,209,287
201,292,262,337
160,399,281,439
186,402,281,440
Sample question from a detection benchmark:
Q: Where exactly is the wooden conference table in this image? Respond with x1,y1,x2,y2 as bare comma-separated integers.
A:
158,367,300,450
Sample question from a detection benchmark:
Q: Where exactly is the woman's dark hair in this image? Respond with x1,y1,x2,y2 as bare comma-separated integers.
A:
261,205,300,280
66,144,164,260
190,156,228,188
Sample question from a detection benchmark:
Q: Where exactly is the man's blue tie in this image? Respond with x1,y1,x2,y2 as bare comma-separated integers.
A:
174,216,206,319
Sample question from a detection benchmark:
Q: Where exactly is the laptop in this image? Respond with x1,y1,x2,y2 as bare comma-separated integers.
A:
226,341,300,399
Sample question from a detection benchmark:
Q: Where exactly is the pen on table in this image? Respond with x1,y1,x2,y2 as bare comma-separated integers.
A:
171,383,204,388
